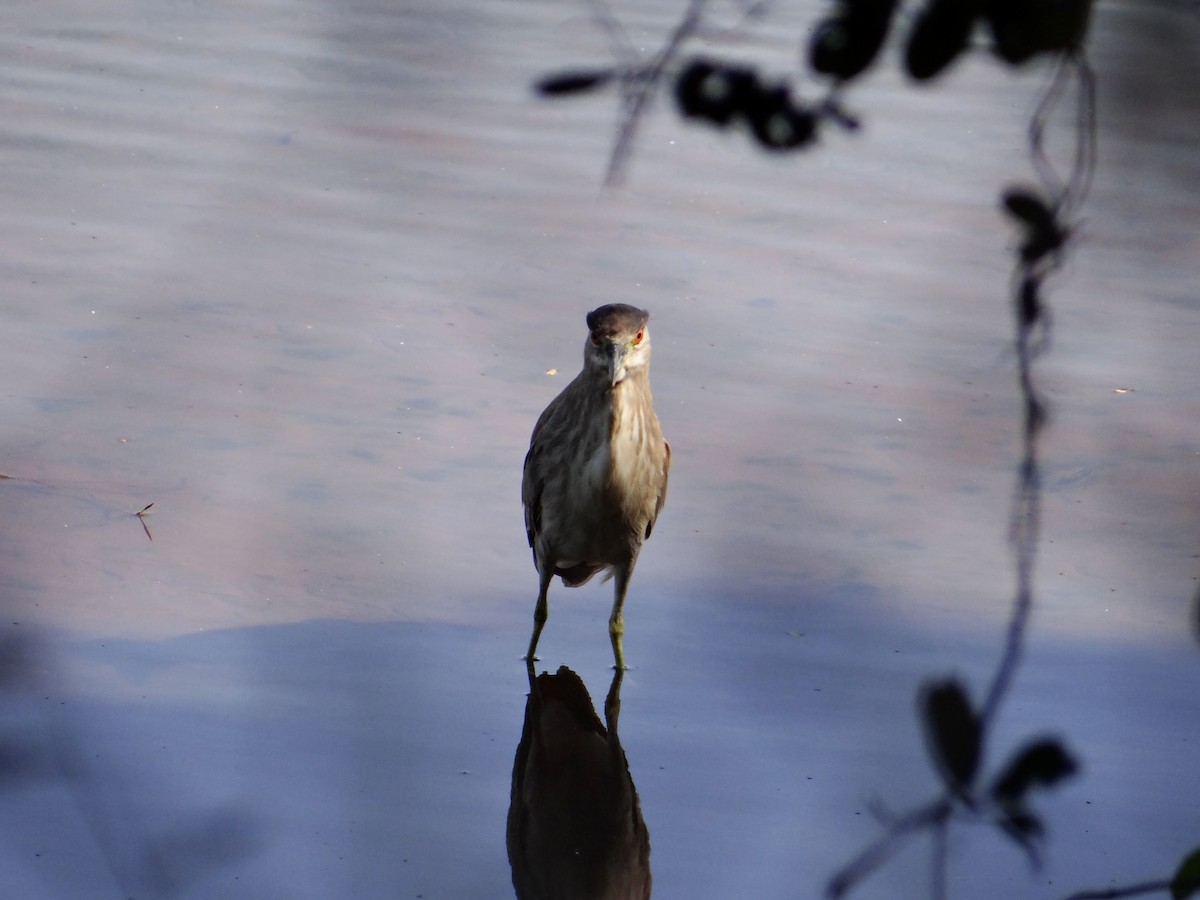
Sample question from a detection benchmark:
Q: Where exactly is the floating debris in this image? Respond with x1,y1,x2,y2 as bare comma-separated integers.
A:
135,503,154,541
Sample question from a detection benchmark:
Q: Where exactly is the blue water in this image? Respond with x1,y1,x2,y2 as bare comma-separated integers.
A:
2,0,1198,897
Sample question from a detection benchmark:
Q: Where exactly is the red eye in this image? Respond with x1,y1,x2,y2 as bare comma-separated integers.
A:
590,332,602,346
633,329,645,345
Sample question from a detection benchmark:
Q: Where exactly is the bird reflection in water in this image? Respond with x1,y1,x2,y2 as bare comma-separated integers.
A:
507,664,651,899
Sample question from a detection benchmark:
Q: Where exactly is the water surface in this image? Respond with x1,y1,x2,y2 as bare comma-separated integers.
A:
2,1,1198,898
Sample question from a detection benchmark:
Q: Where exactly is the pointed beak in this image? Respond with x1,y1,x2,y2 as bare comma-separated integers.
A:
604,340,628,386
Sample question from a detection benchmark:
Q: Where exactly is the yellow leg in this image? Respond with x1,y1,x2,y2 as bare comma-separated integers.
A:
609,566,631,670
525,568,552,662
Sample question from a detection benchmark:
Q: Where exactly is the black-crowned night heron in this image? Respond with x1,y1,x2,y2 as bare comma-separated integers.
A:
522,304,670,669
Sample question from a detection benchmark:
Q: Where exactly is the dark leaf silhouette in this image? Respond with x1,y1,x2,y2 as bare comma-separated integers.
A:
990,737,1077,807
1173,846,1200,900
674,59,758,127
1001,187,1067,263
1020,228,1067,264
535,68,617,97
904,0,981,81
674,60,817,152
983,0,1093,65
1001,187,1055,229
809,0,900,82
919,678,981,794
743,86,817,152
983,0,1042,65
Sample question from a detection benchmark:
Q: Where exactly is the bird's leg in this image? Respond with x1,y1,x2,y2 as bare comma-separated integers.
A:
608,563,632,670
525,566,553,662
604,666,625,733
523,655,537,689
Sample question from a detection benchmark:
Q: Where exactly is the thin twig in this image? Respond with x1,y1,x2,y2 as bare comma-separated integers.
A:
931,817,949,900
584,0,636,65
604,0,707,185
1030,52,1097,219
981,51,1096,732
826,799,952,898
1061,881,1172,900
1064,54,1097,217
1029,56,1071,200
980,296,1044,728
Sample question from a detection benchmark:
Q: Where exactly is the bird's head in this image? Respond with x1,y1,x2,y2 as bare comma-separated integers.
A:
584,303,652,387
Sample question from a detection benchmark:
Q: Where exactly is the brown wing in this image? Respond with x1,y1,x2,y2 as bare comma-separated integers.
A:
522,445,543,553
644,439,670,540
522,388,564,554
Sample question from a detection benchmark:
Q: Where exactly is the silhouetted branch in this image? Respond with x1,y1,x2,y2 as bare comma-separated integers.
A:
827,798,951,898
979,267,1045,728
1061,881,1172,900
604,0,706,185
1029,54,1097,218
583,0,638,65
930,816,949,900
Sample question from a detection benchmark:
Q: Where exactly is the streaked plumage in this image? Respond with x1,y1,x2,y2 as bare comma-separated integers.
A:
522,304,670,669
